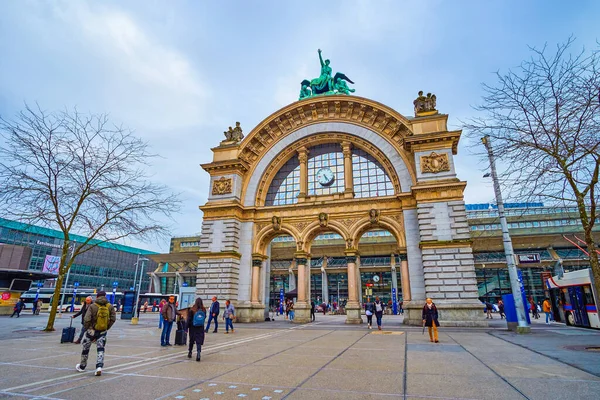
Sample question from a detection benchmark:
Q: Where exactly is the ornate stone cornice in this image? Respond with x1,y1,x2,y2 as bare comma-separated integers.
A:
201,159,249,175
411,181,466,203
404,130,462,155
419,240,473,249
197,251,242,259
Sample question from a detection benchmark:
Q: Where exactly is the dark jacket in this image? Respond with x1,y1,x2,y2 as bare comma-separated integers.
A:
365,302,375,314
73,303,89,323
161,302,177,322
209,301,220,317
14,300,25,311
84,296,116,331
186,307,206,345
422,303,440,327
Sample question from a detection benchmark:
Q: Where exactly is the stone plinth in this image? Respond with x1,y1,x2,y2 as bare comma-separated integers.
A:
293,303,311,323
403,300,487,327
345,304,363,324
236,303,265,323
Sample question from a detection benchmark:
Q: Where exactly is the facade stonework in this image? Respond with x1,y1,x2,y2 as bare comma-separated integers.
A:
196,95,486,327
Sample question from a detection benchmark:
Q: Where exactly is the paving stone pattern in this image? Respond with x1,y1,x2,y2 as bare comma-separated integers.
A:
0,314,599,400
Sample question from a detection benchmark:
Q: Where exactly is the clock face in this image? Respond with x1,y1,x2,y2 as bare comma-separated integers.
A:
373,275,380,283
316,167,335,187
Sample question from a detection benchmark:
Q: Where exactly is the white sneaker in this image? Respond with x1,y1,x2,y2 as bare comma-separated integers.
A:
75,364,85,372
94,367,102,376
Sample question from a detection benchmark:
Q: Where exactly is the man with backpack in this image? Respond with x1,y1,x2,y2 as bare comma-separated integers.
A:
75,291,116,376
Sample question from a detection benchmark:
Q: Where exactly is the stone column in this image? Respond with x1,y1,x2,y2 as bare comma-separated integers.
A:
298,147,309,200
390,254,399,304
400,254,411,301
288,259,296,292
293,253,311,323
345,251,363,324
247,256,266,322
341,141,354,198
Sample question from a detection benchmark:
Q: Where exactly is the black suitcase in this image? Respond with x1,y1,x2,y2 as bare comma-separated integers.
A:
61,318,76,343
175,329,186,345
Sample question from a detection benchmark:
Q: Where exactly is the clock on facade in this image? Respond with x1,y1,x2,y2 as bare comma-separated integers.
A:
372,275,380,283
316,167,335,187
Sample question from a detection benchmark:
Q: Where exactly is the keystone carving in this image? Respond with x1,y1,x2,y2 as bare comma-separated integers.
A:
271,216,282,231
421,152,450,174
212,177,233,195
369,209,380,224
318,212,329,227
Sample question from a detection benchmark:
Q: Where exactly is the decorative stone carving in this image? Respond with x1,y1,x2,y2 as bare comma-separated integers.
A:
369,209,380,224
295,257,308,265
271,216,282,231
345,238,354,249
421,152,450,174
340,218,357,229
252,259,263,267
413,91,437,116
293,221,310,232
212,177,233,195
296,241,304,251
318,212,329,227
345,255,357,264
223,122,244,143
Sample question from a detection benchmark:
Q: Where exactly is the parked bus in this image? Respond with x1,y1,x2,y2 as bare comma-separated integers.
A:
547,268,599,329
20,288,123,312
135,293,179,313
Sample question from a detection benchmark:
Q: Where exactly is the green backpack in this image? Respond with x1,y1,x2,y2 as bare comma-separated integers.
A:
94,304,109,331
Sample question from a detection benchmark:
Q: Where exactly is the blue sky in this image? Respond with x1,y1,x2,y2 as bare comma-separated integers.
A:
1,1,598,252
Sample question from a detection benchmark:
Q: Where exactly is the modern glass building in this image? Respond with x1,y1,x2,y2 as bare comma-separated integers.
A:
0,218,157,291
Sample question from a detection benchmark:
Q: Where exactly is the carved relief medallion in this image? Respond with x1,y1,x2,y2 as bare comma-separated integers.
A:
212,177,233,195
420,152,450,174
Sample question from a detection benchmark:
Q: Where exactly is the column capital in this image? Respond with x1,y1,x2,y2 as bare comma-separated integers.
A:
252,259,263,267
294,251,309,265
398,254,408,262
344,249,359,264
340,141,352,152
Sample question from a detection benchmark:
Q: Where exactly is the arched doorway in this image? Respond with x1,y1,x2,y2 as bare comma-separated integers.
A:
198,95,486,326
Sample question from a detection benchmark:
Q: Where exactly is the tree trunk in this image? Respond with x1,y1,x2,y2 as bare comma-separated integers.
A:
584,230,600,308
44,246,70,331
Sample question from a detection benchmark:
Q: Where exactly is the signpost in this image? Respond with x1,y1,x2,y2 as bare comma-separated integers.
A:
392,287,398,315
70,282,79,312
112,281,118,305
34,282,43,303
517,253,541,264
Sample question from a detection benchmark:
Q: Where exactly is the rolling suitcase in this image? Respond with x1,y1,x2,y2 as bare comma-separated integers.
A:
175,329,187,346
61,318,76,343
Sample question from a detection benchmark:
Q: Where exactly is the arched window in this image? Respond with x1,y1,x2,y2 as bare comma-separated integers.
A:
265,142,394,206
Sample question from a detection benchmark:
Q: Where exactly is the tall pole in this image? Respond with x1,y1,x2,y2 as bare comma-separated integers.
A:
134,258,148,318
132,254,141,291
482,136,530,333
59,244,76,314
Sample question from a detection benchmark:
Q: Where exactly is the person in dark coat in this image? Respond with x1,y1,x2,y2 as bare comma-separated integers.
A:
186,298,206,361
365,300,375,329
10,299,26,317
422,298,440,343
374,297,384,330
205,296,220,333
72,296,93,344
310,301,315,322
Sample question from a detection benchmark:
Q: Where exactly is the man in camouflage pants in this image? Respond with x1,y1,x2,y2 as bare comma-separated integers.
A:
75,291,116,376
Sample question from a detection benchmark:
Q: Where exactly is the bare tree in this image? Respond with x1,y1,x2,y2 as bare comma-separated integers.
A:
465,37,600,300
0,105,181,331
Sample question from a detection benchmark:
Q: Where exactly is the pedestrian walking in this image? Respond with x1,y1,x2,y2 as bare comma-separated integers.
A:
310,301,315,322
75,291,116,376
422,298,440,343
374,296,384,330
72,296,93,344
543,298,552,324
530,300,539,319
186,298,206,361
365,299,374,329
143,301,149,313
32,299,37,315
485,301,493,319
399,300,404,314
160,295,177,346
158,299,166,329
223,300,235,333
36,299,43,315
498,299,505,319
205,296,220,333
288,301,295,322
10,298,26,318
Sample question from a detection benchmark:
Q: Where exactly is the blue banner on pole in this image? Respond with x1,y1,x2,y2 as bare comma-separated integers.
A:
279,288,284,314
392,287,398,315
70,287,78,311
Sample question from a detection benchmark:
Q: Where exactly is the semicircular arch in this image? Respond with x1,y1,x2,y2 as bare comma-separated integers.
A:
255,132,403,207
351,216,406,250
301,220,350,254
253,224,300,256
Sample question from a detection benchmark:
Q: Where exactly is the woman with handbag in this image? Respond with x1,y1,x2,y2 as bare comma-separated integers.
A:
365,300,374,329
422,298,440,343
223,299,235,334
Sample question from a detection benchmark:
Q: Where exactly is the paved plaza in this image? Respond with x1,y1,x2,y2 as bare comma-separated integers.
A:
1,313,600,400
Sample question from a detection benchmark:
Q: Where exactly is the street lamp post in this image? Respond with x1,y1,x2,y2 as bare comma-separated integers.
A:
59,244,76,315
482,135,530,333
132,257,149,324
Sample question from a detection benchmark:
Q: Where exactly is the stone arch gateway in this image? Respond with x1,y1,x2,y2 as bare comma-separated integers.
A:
198,94,486,326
